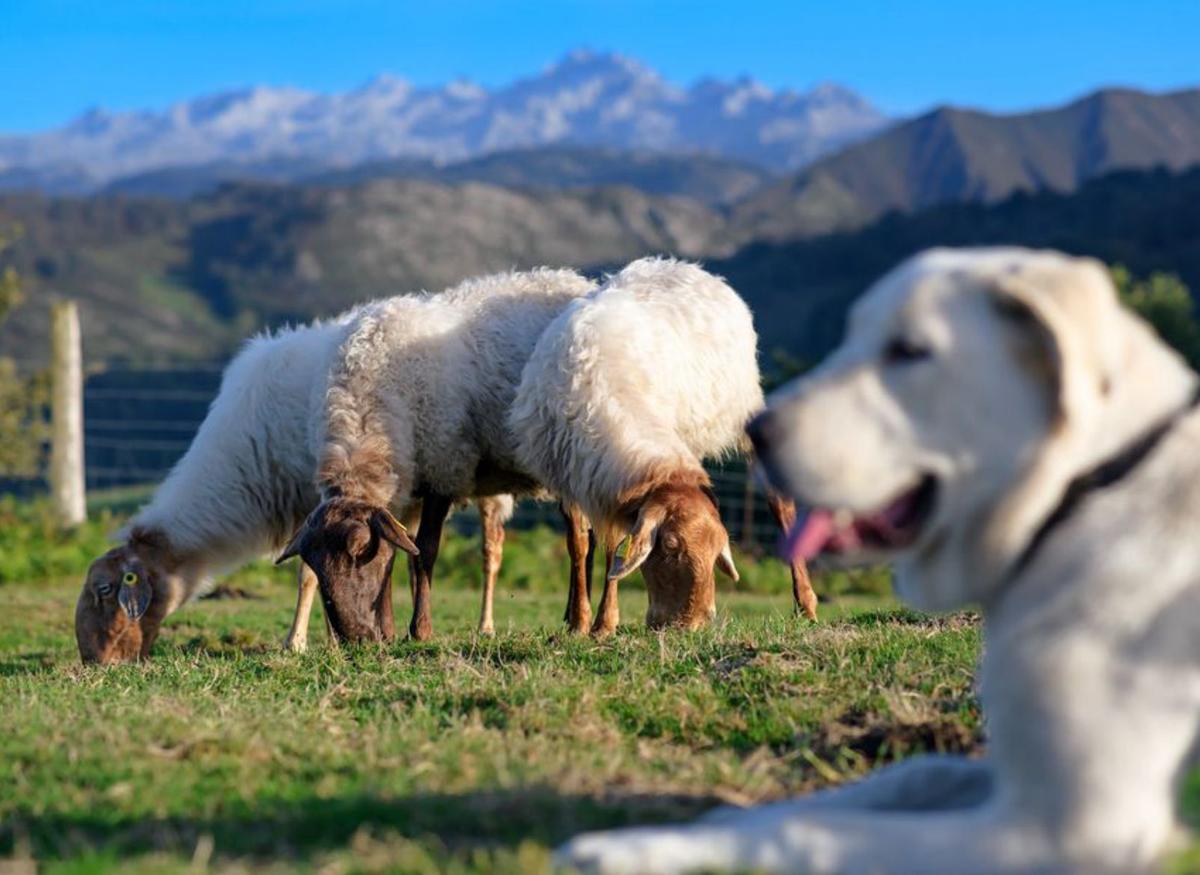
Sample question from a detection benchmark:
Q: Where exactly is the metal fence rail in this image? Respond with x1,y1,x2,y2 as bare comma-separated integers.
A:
4,361,785,549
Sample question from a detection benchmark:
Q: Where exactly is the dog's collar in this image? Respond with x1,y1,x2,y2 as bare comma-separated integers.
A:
1012,384,1200,577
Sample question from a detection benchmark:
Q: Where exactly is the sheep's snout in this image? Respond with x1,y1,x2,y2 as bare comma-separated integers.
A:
617,483,738,631
642,546,719,631
75,545,165,665
278,498,418,645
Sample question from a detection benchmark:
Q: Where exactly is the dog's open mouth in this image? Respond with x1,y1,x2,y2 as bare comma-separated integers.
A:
785,476,938,562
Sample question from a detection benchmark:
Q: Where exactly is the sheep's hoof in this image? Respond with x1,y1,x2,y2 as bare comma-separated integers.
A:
565,617,592,636
590,623,617,640
409,622,434,642
477,624,495,637
282,636,308,654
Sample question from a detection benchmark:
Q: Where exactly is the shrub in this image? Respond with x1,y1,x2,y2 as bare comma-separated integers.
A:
0,496,116,584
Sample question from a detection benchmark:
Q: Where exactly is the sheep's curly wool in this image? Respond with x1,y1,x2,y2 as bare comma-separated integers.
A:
131,317,351,596
316,267,597,508
509,257,763,529
129,268,588,607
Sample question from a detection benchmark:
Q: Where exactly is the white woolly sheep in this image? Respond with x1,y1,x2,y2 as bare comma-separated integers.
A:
279,267,600,642
74,316,513,664
509,257,817,634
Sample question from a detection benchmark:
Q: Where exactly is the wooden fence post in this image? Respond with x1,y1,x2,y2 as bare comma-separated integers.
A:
50,300,86,528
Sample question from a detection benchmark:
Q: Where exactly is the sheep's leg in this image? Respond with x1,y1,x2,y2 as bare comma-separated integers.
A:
561,503,593,634
283,562,319,652
590,541,620,638
766,490,818,620
323,607,339,648
585,527,597,602
478,497,506,636
410,492,452,641
376,564,397,642
407,554,418,602
405,500,421,603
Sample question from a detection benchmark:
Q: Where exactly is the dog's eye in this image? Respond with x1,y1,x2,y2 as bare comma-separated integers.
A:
883,338,932,364
95,580,114,598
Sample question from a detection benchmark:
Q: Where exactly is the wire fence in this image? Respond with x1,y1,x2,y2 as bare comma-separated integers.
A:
3,359,786,549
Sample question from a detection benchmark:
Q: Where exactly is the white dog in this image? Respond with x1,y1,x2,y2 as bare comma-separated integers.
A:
556,247,1200,874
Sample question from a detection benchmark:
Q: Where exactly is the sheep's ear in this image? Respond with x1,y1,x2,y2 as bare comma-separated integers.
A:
608,503,666,582
276,524,310,565
373,510,419,557
346,522,372,559
716,539,739,582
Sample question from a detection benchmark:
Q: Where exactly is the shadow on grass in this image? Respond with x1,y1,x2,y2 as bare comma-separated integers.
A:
172,634,275,659
838,608,981,630
0,652,57,677
0,787,725,863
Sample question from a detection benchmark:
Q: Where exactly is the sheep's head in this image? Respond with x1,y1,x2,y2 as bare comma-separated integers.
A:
76,528,176,665
277,497,418,644
610,483,738,630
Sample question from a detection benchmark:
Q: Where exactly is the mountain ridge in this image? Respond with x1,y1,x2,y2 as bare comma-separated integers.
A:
733,85,1200,240
99,145,775,205
3,163,1199,370
0,50,887,192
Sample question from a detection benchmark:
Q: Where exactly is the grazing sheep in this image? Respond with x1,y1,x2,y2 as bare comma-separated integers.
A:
74,317,510,664
279,268,599,641
509,257,816,635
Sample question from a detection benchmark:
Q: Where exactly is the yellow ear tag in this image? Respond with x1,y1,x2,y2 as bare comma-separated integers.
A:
123,571,139,586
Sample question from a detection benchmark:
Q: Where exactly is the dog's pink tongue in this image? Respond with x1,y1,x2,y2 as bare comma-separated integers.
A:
784,508,836,562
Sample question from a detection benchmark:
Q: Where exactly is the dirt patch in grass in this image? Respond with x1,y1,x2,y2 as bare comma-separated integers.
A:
199,584,264,601
806,706,985,767
709,645,760,678
842,609,981,631
175,629,274,657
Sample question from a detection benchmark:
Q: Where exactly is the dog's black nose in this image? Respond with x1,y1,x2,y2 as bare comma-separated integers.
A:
746,410,777,456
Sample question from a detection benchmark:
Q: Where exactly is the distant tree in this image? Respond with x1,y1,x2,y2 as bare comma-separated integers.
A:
0,226,50,478
0,231,18,320
1111,265,1200,371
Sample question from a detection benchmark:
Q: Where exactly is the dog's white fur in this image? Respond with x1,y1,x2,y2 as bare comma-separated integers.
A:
510,257,762,534
556,247,1200,874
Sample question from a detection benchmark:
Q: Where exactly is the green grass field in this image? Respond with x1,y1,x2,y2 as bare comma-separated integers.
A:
1,510,1196,874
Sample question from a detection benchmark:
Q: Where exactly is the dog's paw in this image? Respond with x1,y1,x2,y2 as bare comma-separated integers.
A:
552,833,634,874
554,827,706,874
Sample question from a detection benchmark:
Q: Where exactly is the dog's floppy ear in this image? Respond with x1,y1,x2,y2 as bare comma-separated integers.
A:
608,501,667,582
988,256,1123,433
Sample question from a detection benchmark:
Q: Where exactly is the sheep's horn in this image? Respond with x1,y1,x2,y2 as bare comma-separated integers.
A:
373,509,419,557
275,523,310,565
716,540,739,582
607,502,665,582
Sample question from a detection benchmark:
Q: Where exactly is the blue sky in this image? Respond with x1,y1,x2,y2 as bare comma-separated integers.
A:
1,0,1196,132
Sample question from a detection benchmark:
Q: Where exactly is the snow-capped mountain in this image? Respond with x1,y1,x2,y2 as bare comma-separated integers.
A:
0,50,888,191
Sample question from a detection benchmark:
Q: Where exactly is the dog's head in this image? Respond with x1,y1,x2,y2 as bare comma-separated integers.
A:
277,497,418,643
750,247,1195,610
